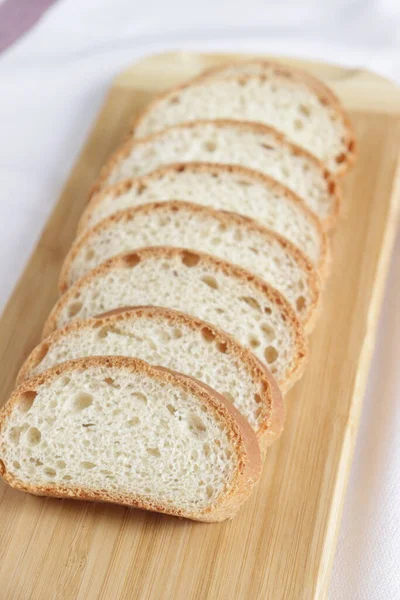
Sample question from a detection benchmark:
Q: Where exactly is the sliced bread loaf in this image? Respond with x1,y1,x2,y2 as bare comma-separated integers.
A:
0,356,261,522
95,121,340,229
131,74,355,174
43,247,307,392
18,307,284,450
60,201,320,331
80,164,329,275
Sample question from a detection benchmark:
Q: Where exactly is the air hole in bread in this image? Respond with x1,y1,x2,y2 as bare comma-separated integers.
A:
206,485,214,498
234,229,243,242
264,346,278,364
335,153,346,164
201,327,216,343
173,328,182,339
211,237,221,245
128,417,139,426
9,427,21,445
68,301,83,318
81,461,96,469
136,183,147,195
254,393,262,405
19,391,37,413
216,341,228,354
241,296,262,313
238,78,247,87
261,323,276,341
201,275,219,289
328,180,336,195
63,474,72,481
203,443,210,457
123,253,141,268
72,392,93,412
188,414,206,436
264,307,272,315
294,119,304,131
85,248,95,261
56,460,66,469
104,377,115,386
204,140,217,152
237,179,252,187
261,143,274,151
26,427,41,446
97,326,110,339
113,408,122,416
34,343,49,368
83,440,90,447
146,447,161,457
169,96,180,105
181,251,200,267
44,467,56,478
167,404,176,415
131,392,147,406
13,460,21,470
296,296,306,312
299,104,311,117
249,336,260,349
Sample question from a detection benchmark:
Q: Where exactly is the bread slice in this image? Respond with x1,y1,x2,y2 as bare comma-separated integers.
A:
196,59,343,110
60,201,320,331
44,247,307,392
80,164,329,275
131,74,355,175
18,307,284,450
0,356,261,522
95,121,340,229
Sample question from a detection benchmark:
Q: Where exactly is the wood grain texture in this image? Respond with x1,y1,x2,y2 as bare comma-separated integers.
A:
0,52,399,600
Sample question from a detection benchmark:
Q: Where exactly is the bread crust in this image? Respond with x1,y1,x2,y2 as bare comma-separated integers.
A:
18,306,285,451
43,246,308,393
80,162,330,277
0,356,262,522
130,70,356,176
91,119,341,231
60,200,321,331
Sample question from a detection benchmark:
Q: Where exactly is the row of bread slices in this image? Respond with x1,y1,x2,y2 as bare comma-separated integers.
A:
0,59,355,522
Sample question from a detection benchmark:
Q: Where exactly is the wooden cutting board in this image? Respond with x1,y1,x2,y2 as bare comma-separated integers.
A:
0,52,399,600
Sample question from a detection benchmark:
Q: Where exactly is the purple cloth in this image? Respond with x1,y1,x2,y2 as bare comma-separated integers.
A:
0,0,58,55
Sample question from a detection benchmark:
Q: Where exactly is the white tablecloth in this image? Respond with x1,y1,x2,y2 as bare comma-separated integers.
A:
0,1,399,597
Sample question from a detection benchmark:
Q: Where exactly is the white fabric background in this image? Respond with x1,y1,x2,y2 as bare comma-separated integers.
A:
0,1,399,598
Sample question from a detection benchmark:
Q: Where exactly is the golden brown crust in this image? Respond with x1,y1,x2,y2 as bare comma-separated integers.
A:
90,119,341,231
60,200,321,331
130,69,356,176
43,246,308,392
0,356,262,522
79,162,330,277
18,306,285,451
